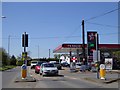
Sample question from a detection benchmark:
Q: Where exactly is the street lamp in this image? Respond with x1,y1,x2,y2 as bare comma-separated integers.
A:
2,16,6,18
2,16,10,55
49,49,50,58
8,35,11,56
38,45,39,59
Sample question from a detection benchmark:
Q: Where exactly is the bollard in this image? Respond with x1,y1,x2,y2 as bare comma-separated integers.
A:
100,64,106,80
21,64,27,79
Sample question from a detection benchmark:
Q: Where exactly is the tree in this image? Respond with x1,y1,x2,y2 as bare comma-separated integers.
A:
54,54,60,59
113,51,120,69
113,51,120,61
10,55,17,65
0,48,10,66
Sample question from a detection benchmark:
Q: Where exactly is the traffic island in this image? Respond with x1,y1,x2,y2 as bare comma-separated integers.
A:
84,77,120,84
104,78,120,84
14,75,36,82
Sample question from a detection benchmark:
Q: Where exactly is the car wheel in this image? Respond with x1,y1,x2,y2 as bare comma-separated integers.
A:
40,72,42,75
36,71,39,74
56,73,58,76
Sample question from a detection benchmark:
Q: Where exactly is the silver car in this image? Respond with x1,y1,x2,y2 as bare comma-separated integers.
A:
40,63,59,76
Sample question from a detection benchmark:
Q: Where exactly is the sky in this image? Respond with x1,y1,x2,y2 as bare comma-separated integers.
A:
1,2,119,58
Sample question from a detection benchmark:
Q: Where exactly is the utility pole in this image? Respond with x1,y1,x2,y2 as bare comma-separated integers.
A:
82,20,86,65
49,49,50,58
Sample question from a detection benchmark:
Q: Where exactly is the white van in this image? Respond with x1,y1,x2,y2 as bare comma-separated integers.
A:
31,61,38,69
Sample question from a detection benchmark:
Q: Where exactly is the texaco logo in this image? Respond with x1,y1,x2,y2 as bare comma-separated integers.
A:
88,33,95,41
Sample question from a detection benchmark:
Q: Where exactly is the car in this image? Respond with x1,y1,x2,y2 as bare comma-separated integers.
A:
80,65,86,72
31,61,38,69
51,62,62,70
91,66,97,72
40,63,59,76
35,61,45,74
85,64,92,71
61,62,70,67
75,63,82,70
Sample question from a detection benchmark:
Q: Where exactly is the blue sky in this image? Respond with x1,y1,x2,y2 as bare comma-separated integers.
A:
2,2,118,58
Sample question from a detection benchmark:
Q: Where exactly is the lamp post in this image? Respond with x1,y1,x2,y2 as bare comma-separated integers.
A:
38,45,39,59
49,49,50,58
2,16,6,18
8,35,11,56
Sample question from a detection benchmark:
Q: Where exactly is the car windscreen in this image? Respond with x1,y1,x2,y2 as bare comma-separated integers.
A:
54,62,59,64
44,63,55,67
76,64,81,66
31,62,38,64
38,62,44,65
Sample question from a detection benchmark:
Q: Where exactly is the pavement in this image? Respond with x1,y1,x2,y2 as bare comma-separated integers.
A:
14,69,36,82
63,67,120,84
83,70,120,84
14,75,36,82
84,77,120,84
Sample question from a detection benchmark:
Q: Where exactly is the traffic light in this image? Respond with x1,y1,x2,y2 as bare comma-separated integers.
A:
22,33,28,47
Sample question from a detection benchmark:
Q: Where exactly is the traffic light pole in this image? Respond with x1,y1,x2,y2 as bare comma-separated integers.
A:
21,32,28,79
24,32,27,65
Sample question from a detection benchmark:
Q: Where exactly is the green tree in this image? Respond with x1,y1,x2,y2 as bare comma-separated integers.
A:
113,51,120,61
10,55,17,65
54,54,60,59
0,48,10,66
113,51,120,69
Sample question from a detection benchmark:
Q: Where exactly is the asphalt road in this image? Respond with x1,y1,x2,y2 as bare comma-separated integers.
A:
2,66,21,88
2,66,119,88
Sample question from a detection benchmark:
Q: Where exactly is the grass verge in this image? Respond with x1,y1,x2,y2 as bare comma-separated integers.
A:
0,65,16,71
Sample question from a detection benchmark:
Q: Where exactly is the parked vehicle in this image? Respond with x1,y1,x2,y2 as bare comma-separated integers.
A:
61,62,70,67
35,61,45,74
31,61,38,69
79,64,91,72
75,63,82,70
40,63,59,76
51,62,62,70
91,66,97,72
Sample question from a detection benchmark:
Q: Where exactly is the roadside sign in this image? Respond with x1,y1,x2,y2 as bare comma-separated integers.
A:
87,31,98,62
72,57,77,62
100,64,105,69
105,58,113,70
21,64,27,70
93,50,100,62
100,64,106,80
21,64,27,78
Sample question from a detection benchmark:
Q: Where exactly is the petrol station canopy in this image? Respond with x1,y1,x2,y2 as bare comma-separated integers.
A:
53,43,120,53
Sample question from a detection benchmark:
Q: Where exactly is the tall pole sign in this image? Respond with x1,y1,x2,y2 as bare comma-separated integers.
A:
87,31,97,62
